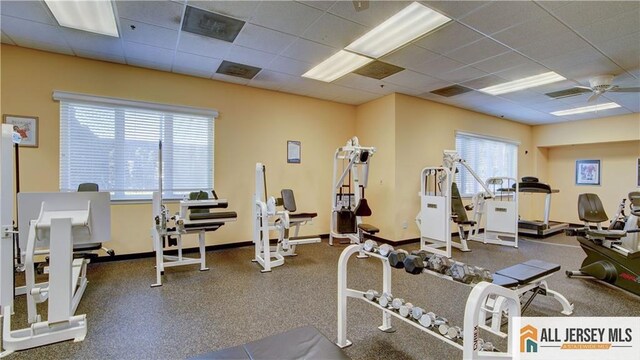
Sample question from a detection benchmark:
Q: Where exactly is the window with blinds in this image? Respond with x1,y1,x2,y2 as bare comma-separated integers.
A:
455,132,518,197
58,94,214,201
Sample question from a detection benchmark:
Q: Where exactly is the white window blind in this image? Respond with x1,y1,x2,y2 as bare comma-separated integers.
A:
455,132,518,197
57,93,215,201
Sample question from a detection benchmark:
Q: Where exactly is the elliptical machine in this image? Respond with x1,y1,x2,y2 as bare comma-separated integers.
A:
566,192,640,296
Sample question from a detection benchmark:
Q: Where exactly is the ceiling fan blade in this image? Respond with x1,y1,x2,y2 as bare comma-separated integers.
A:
575,86,592,90
609,87,640,92
587,92,602,102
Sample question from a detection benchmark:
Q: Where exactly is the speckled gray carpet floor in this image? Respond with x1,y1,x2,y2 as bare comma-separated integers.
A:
2,233,639,359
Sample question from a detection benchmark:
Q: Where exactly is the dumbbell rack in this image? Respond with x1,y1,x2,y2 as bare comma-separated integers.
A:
337,244,521,360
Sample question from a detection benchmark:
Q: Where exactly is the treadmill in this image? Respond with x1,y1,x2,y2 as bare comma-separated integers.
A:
516,177,569,236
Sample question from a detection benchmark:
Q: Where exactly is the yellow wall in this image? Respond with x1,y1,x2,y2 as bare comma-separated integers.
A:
392,94,534,241
0,45,356,255
533,113,640,147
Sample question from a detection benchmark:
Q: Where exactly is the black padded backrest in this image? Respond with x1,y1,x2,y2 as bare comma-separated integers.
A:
354,198,372,217
77,183,99,192
190,191,210,214
451,182,469,223
578,193,608,223
281,189,297,212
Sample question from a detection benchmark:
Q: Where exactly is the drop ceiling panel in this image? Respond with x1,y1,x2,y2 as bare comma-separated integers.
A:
556,58,624,81
533,0,571,11
1,15,69,49
74,49,126,64
264,56,311,76
413,22,484,55
326,0,411,27
116,1,184,30
574,11,640,48
596,31,640,72
516,31,592,61
177,32,232,58
383,70,443,92
412,55,467,77
334,73,397,95
444,37,511,66
173,51,221,77
250,1,323,34
433,65,487,83
421,1,492,20
211,72,251,85
127,56,172,72
226,45,275,68
234,24,297,55
493,62,553,81
605,93,640,113
120,19,179,49
498,90,554,105
546,1,639,29
60,27,124,55
123,41,175,64
461,75,509,90
540,47,621,76
471,52,530,74
331,87,380,105
0,1,55,25
301,13,367,48
381,45,440,72
249,69,299,91
280,38,337,64
458,1,549,35
298,1,336,11
491,15,571,50
187,0,259,21
1,31,15,45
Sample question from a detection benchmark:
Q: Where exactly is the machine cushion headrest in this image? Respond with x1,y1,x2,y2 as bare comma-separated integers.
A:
521,176,539,183
578,193,608,223
359,150,369,163
354,198,372,217
280,189,297,212
77,182,99,192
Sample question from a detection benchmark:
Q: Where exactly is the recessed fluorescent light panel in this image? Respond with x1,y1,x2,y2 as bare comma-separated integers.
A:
345,2,451,59
302,50,373,82
44,0,119,37
479,72,566,95
550,102,621,116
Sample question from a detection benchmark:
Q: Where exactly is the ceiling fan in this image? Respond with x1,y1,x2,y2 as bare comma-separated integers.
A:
545,74,640,102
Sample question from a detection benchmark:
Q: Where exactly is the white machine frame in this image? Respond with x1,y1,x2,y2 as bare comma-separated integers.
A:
469,177,519,248
329,137,376,246
336,244,522,359
253,163,320,272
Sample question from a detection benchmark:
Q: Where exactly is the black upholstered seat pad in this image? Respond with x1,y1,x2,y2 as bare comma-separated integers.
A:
496,261,560,284
190,326,350,360
189,211,238,221
358,223,380,234
492,273,519,287
290,212,318,219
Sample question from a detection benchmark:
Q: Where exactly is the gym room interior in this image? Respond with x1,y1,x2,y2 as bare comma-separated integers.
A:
0,1,639,359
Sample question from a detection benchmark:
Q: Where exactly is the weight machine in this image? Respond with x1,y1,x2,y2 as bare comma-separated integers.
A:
151,141,237,287
329,137,377,249
468,177,519,248
253,163,320,272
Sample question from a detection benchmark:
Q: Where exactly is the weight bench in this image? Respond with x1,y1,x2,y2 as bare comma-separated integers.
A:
482,259,573,337
191,326,350,360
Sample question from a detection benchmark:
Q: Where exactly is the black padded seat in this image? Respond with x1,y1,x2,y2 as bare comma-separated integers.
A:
189,211,238,221
586,229,626,239
492,273,519,287
358,223,379,234
495,261,560,285
73,243,102,251
289,212,318,220
190,326,351,360
516,182,552,193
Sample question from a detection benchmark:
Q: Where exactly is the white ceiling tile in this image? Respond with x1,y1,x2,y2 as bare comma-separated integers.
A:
14,40,75,56
605,93,640,113
250,1,323,35
280,38,337,64
249,70,299,91
435,66,487,83
264,56,312,76
211,72,251,85
302,13,367,48
333,73,392,95
516,31,592,61
596,32,640,73
1,15,70,48
461,75,509,90
415,79,456,93
498,90,554,105
413,22,484,55
127,56,173,72
74,49,126,64
444,37,510,66
298,1,336,11
326,1,412,27
421,1,492,20
574,11,640,49
0,1,55,25
547,1,639,29
226,45,276,69
120,19,178,50
116,0,184,30
458,1,549,35
173,51,221,77
172,66,213,79
381,45,440,72
551,106,631,121
123,41,175,64
494,62,554,81
533,1,572,11
1,31,15,45
471,52,531,74
234,24,297,55
540,47,621,77
177,32,232,59
383,70,443,91
60,27,124,56
412,55,467,77
556,58,624,82
188,0,259,21
491,14,571,50
331,87,380,105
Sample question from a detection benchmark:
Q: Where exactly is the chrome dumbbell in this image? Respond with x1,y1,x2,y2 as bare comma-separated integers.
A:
363,239,378,252
378,244,394,257
473,266,493,283
411,306,424,321
364,289,379,301
427,255,453,274
419,312,447,328
478,338,496,351
399,302,414,317
378,292,393,308
449,262,477,284
391,297,405,310
446,326,463,340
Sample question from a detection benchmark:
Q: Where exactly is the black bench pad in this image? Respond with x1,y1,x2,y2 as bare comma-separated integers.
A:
190,326,350,360
189,211,238,221
496,260,560,285
358,223,379,234
290,212,318,220
492,273,519,287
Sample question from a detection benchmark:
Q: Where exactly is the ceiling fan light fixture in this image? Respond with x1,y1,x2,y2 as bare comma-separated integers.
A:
302,50,373,82
550,102,621,116
44,0,119,37
345,2,451,59
479,72,566,95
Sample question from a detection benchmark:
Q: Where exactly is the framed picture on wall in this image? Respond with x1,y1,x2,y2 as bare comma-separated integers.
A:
3,114,38,147
575,159,600,186
287,140,301,164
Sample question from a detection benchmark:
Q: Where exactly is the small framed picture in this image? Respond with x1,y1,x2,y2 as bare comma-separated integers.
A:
575,159,600,186
287,140,301,164
3,114,38,147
